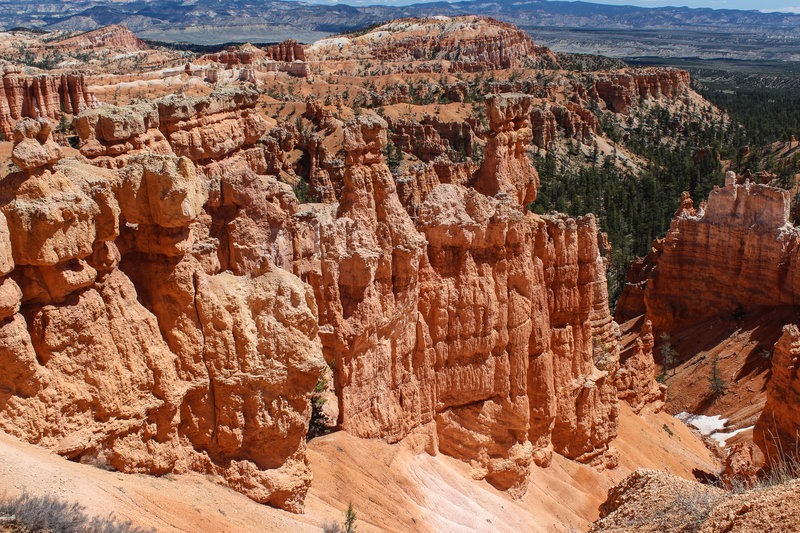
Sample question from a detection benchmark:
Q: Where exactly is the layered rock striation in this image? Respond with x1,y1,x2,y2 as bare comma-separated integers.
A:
292,96,623,496
617,183,800,334
50,25,147,51
754,324,800,466
1,67,98,139
76,86,268,179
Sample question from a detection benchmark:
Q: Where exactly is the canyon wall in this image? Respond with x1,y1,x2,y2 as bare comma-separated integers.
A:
754,324,800,465
617,183,800,334
0,85,668,511
616,180,800,466
291,96,623,497
1,68,98,139
51,25,146,51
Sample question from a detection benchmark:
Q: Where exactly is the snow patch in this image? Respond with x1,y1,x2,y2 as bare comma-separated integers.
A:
675,412,727,435
676,412,752,447
710,425,754,447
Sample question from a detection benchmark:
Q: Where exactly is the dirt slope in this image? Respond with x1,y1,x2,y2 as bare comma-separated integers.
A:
0,403,716,532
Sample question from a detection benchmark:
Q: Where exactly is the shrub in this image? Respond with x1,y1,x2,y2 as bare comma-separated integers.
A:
308,373,330,439
707,355,727,396
0,492,153,533
322,502,357,533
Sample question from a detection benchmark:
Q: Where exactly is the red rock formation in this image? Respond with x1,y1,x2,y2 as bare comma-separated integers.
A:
51,25,147,51
0,67,98,139
617,183,800,335
265,40,306,62
754,324,800,466
338,17,559,72
387,117,447,162
473,93,539,205
595,69,690,114
615,318,665,413
531,103,598,150
303,99,336,132
288,111,620,498
394,157,476,216
2,80,648,510
721,442,758,490
74,102,171,168
76,86,269,179
0,115,325,513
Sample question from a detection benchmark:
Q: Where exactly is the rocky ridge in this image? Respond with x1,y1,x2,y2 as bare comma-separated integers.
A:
305,16,559,72
49,25,147,51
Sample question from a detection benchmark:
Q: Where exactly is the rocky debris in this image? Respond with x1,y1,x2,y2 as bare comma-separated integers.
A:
0,102,325,513
0,68,98,139
473,93,539,205
754,324,800,467
590,469,725,532
50,25,147,51
590,468,800,532
594,69,690,114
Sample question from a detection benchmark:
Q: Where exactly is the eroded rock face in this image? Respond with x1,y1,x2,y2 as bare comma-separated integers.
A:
51,25,146,51
754,324,800,466
76,86,269,180
0,68,98,139
0,113,325,513
361,17,558,72
290,114,621,497
594,68,690,114
2,85,650,509
617,182,800,334
615,319,665,413
473,93,539,206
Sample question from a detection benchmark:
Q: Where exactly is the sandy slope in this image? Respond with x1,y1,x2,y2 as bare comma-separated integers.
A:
0,403,717,533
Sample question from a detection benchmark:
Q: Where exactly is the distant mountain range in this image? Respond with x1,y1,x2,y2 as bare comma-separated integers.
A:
3,0,800,59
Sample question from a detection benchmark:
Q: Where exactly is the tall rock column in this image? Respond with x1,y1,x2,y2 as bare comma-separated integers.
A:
473,93,539,206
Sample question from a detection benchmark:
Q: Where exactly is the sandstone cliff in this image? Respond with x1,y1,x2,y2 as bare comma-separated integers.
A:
307,16,559,72
0,114,325,512
50,25,147,51
617,182,800,334
76,86,268,180
594,68,690,114
754,324,800,466
290,98,623,497
1,67,98,139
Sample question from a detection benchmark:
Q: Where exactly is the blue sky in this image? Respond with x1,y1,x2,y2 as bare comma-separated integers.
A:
309,0,800,14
